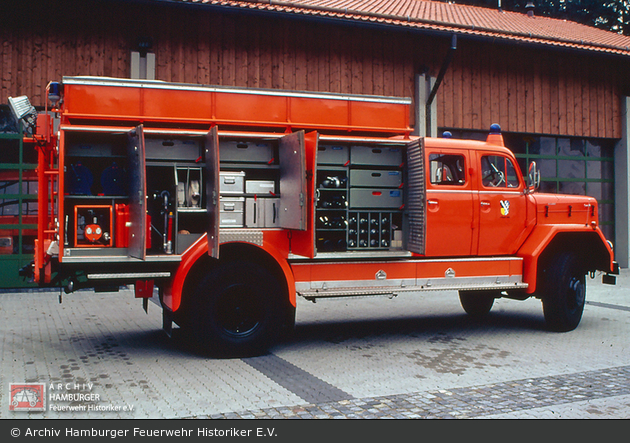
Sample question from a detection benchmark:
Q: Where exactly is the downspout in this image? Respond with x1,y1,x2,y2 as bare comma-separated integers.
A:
425,34,457,136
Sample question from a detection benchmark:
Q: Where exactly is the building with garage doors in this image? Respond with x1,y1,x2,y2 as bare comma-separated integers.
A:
1,0,630,276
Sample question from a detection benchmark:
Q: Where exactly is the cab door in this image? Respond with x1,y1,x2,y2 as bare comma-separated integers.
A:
423,148,475,257
475,152,528,255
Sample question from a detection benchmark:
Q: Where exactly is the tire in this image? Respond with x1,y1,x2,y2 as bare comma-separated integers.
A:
540,253,586,332
190,261,283,356
459,290,495,318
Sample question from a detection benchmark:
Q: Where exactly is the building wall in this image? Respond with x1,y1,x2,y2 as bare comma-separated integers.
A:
1,0,628,140
440,40,624,139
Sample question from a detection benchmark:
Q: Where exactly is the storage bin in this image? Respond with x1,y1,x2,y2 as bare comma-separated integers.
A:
145,138,201,161
317,145,349,166
350,169,402,188
349,188,403,209
220,140,274,164
351,145,403,167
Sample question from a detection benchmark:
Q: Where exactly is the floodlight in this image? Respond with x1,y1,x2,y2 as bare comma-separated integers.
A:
8,95,37,135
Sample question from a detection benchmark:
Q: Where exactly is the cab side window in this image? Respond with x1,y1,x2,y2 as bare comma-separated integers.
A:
481,155,520,188
429,154,466,186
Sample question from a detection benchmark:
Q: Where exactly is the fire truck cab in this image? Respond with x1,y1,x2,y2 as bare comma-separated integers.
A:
23,77,617,355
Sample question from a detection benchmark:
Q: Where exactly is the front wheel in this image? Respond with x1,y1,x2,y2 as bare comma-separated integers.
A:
190,261,283,356
540,253,586,332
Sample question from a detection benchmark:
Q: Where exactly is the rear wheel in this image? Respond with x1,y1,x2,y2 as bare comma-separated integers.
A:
459,290,495,318
540,253,586,332
190,261,283,356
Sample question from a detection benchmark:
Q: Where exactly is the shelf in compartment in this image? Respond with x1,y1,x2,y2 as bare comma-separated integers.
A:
176,208,206,213
220,162,280,170
64,195,128,199
66,154,127,159
220,194,280,200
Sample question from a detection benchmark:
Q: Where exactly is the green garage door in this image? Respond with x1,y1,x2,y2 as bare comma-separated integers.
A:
0,128,39,289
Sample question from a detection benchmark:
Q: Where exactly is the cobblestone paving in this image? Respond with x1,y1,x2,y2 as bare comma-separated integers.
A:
1,270,628,420
198,365,630,419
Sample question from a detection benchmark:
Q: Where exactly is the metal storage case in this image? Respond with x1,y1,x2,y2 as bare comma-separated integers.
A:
220,196,245,213
246,180,276,195
219,197,245,228
219,171,246,194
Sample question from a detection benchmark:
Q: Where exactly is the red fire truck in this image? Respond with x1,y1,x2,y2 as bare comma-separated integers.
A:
18,76,618,355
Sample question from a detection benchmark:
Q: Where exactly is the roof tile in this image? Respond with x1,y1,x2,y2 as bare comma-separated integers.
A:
179,0,630,55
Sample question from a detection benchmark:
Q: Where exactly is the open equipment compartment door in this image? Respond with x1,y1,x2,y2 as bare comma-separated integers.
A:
285,131,318,258
278,131,307,231
127,125,147,260
404,138,426,255
205,126,220,258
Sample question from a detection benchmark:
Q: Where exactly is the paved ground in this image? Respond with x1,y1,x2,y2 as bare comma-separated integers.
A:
0,269,628,420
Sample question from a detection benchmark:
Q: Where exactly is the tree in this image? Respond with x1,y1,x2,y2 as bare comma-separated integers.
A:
442,1,630,35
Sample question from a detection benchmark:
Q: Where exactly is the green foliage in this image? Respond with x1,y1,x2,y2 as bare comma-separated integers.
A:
443,1,629,35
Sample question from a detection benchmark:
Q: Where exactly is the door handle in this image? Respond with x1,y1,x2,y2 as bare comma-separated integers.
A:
427,200,438,205
480,201,491,207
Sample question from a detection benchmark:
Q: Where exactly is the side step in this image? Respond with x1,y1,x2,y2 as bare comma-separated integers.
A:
298,281,528,301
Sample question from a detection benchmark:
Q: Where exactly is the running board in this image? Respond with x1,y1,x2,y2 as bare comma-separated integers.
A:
298,281,528,301
87,271,171,280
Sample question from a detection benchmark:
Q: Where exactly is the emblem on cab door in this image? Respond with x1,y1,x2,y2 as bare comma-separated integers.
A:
500,200,510,217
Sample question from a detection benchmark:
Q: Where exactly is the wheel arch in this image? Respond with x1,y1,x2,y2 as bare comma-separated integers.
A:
174,240,295,326
520,227,613,295
537,231,612,275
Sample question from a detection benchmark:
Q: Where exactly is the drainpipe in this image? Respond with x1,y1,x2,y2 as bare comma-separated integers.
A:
423,34,457,137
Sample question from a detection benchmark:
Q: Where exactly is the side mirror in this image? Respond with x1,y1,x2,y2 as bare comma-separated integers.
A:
526,161,540,194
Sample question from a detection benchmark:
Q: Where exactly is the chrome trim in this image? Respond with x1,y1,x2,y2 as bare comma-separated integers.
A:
318,135,410,145
290,250,412,260
478,190,523,195
292,256,523,265
60,125,133,133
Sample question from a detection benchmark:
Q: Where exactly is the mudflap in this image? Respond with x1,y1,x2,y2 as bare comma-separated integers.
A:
162,309,173,338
